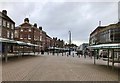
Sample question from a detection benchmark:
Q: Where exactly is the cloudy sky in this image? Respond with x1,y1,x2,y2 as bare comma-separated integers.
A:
0,0,119,46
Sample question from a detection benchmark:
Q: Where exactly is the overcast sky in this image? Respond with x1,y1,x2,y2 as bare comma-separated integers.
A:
0,0,119,46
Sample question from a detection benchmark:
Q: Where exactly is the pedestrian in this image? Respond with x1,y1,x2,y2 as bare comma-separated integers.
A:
78,54,80,58
67,53,69,57
41,50,44,55
72,53,74,57
62,52,63,56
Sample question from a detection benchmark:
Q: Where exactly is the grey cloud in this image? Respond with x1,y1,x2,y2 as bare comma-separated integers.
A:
0,2,118,45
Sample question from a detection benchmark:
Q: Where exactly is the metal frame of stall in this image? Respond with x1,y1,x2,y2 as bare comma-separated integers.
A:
0,38,39,62
89,43,120,69
48,47,69,55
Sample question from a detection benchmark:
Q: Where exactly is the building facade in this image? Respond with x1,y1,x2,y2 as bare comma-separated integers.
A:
0,10,15,39
0,10,15,53
0,10,65,54
52,37,64,48
14,18,65,52
14,18,42,52
89,22,120,45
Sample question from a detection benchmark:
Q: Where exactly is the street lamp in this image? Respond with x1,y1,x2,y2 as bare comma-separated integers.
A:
69,31,71,55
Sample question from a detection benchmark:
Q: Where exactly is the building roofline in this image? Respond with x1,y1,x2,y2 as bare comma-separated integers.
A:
90,26,106,36
0,11,15,24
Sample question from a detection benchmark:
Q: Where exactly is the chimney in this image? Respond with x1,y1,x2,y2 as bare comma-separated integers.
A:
34,23,37,27
2,10,7,15
99,21,101,26
24,18,29,23
55,37,57,40
58,39,60,41
39,26,42,30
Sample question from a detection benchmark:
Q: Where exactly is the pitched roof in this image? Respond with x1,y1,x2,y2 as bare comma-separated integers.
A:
0,11,15,24
20,22,32,26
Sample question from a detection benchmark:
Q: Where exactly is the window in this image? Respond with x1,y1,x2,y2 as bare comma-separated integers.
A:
11,32,13,39
40,36,42,41
7,31,9,38
3,20,6,27
0,18,2,26
15,30,18,38
34,36,36,40
24,34,28,38
28,35,31,39
20,35,23,39
29,29,31,32
11,24,14,29
24,28,27,32
7,22,10,28
0,28,1,37
21,29,23,32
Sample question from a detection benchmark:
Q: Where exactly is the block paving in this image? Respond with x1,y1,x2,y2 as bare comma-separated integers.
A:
2,54,119,81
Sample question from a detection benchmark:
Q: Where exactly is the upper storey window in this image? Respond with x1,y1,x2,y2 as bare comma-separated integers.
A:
3,20,6,27
7,22,10,28
0,18,2,26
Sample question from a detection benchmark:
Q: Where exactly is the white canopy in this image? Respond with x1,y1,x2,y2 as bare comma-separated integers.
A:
0,37,39,47
89,43,120,49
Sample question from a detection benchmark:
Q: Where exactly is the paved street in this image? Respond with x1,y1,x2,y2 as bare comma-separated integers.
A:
2,54,119,81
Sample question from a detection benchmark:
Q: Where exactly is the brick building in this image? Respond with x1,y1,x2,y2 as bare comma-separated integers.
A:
45,35,52,50
0,10,15,39
14,18,42,52
14,18,60,52
0,10,65,54
52,37,64,48
0,10,15,53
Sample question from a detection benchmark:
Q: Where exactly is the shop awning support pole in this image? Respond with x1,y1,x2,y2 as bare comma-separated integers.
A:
112,49,114,70
107,49,110,67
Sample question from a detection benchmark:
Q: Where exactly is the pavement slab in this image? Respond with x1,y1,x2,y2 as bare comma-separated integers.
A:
2,54,119,81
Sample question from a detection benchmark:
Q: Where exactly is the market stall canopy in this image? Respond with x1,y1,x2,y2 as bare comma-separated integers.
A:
16,41,28,46
0,38,16,44
27,43,39,47
0,37,39,47
48,47,69,50
88,43,120,49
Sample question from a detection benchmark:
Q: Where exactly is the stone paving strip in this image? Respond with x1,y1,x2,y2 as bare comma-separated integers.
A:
2,54,119,81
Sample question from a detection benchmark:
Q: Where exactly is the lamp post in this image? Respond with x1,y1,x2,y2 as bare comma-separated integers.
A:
69,31,71,55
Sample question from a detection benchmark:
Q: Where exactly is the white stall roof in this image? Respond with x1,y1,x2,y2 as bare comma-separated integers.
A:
0,37,39,47
0,38,16,43
89,43,120,49
27,43,39,47
16,41,27,46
